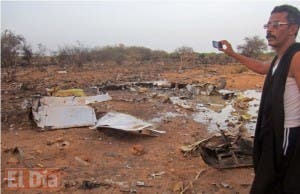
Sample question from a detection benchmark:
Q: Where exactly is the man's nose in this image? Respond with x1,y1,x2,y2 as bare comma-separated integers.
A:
266,26,273,33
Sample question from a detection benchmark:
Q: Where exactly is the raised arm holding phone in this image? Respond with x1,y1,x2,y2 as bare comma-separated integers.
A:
219,40,271,74
214,4,300,194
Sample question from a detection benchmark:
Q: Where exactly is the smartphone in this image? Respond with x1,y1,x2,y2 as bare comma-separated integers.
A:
212,41,222,49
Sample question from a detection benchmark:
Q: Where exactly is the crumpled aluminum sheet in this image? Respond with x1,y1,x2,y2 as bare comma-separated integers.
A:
91,112,165,136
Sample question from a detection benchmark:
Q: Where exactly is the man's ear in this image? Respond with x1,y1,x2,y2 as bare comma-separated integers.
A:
289,24,299,37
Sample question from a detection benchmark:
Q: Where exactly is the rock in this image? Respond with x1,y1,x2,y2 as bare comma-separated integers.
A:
173,181,184,192
130,144,145,156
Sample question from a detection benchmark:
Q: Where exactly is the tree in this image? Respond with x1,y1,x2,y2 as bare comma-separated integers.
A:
36,43,47,57
237,35,267,58
21,42,33,66
1,29,25,68
34,43,49,67
174,46,194,55
1,30,32,81
174,46,195,70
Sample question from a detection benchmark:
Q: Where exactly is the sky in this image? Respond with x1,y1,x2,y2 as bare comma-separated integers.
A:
1,0,300,53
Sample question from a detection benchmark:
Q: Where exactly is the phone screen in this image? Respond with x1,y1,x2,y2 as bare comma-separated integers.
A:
212,41,222,49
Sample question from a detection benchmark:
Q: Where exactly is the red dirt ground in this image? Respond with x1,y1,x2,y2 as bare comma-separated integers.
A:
1,63,265,193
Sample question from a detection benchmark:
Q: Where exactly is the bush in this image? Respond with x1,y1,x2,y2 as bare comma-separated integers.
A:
56,41,91,67
1,29,25,68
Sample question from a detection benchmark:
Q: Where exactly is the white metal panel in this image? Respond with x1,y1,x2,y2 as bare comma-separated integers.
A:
33,105,97,129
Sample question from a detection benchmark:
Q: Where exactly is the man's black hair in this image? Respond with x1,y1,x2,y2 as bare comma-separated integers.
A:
271,4,300,25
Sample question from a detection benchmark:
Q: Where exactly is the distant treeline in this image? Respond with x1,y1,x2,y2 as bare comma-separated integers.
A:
54,44,239,66
1,29,275,68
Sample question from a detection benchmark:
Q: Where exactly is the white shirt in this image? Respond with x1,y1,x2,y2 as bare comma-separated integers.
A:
284,77,300,128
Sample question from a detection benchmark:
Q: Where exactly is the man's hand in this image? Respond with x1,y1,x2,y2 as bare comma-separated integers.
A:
219,40,235,57
217,39,270,74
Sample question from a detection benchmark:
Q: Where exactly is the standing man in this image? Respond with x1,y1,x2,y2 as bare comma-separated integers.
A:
219,4,300,194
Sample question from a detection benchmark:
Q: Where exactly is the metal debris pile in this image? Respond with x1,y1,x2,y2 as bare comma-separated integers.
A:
181,125,253,169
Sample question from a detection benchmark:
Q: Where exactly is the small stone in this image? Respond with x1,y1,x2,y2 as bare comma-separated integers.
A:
130,144,145,156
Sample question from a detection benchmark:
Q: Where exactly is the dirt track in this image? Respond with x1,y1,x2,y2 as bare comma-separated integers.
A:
1,63,265,193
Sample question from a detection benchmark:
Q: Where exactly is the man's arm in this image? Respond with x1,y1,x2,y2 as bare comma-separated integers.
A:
290,51,300,91
219,40,271,75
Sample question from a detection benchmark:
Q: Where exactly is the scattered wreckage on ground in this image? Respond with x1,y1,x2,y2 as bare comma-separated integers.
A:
27,79,258,168
31,91,165,136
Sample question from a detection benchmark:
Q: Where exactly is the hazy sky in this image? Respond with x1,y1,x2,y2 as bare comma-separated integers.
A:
2,1,300,53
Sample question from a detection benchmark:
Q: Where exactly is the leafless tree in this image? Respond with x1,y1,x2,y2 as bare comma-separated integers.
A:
237,35,268,59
